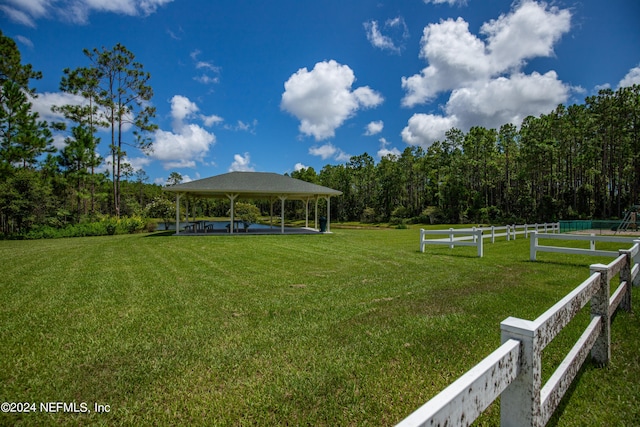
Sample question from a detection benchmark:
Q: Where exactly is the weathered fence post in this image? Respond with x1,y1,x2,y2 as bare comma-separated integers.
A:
500,318,541,427
589,263,611,366
617,249,632,312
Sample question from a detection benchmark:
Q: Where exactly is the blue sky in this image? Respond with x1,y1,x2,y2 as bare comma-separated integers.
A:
2,0,640,185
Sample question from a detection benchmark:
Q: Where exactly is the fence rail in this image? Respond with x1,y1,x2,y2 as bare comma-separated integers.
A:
530,232,639,260
397,240,639,427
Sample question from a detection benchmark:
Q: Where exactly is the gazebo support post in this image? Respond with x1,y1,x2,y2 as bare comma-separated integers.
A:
185,196,189,226
325,196,331,233
315,197,319,230
305,198,310,228
279,196,287,234
269,197,274,229
227,193,238,234
175,193,182,235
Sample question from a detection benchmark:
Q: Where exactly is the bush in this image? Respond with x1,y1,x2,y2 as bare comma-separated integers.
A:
389,217,406,226
229,202,260,224
15,216,153,240
360,207,377,224
391,206,411,219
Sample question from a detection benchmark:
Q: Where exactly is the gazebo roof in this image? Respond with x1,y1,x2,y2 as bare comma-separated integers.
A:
163,171,342,200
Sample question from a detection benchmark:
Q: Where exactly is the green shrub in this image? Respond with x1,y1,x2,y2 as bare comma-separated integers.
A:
360,207,377,223
15,216,152,239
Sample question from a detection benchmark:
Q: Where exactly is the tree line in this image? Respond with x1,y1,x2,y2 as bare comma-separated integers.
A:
296,85,640,225
2,29,640,237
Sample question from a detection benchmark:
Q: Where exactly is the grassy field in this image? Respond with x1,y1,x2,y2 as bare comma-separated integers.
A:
1,228,639,426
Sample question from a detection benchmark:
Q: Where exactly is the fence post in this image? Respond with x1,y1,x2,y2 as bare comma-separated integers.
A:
589,263,611,366
507,225,511,241
491,225,495,243
420,229,425,253
525,224,529,238
500,317,541,427
590,233,596,252
633,240,640,287
618,250,632,312
477,230,483,257
530,231,538,261
449,228,454,249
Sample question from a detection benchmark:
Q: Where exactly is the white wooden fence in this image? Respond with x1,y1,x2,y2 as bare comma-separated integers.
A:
420,223,560,257
419,228,485,257
530,231,639,260
397,240,639,427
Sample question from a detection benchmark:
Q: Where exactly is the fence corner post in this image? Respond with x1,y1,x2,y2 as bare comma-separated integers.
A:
500,317,540,427
589,263,611,366
420,229,425,253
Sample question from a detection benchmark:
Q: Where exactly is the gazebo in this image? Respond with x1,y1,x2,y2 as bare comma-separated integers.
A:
163,172,343,234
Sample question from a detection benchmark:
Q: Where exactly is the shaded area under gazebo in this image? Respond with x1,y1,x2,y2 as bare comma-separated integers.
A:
163,172,342,235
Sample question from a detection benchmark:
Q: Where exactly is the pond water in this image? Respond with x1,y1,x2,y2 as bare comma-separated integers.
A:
156,221,279,231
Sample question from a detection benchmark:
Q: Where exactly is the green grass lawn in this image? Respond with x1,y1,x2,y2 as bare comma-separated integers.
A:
1,229,639,426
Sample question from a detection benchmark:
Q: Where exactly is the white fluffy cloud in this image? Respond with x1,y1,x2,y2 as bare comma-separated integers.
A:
308,143,351,162
446,71,569,130
169,94,199,127
150,95,216,169
309,143,337,160
403,1,570,106
401,1,572,148
619,66,640,88
402,114,460,147
365,120,384,136
281,60,383,141
1,0,173,26
229,153,254,172
377,137,401,158
29,91,86,123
